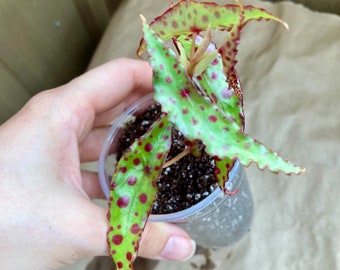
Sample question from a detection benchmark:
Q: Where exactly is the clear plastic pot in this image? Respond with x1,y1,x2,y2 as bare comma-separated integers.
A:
98,94,254,248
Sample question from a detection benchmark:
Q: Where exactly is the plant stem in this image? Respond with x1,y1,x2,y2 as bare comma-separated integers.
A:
162,147,192,168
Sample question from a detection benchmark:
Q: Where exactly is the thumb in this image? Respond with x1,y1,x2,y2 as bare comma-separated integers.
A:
139,222,196,261
81,204,196,262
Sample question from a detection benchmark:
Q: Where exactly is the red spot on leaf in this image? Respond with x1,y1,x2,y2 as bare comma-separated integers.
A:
131,223,140,234
133,158,141,165
119,167,127,173
117,196,130,208
202,15,208,23
139,193,147,204
111,182,117,189
112,234,123,245
172,20,178,28
144,166,151,174
214,11,220,18
117,261,123,269
181,88,190,97
211,72,218,80
183,108,189,114
224,55,231,61
144,143,153,152
126,252,133,261
127,176,137,186
208,115,218,123
165,76,172,83
211,58,219,65
156,152,163,159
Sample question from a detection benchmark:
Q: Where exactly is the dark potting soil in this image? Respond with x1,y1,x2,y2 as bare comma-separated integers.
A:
116,103,218,214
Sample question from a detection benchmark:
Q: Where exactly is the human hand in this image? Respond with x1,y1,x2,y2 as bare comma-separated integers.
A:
0,58,196,269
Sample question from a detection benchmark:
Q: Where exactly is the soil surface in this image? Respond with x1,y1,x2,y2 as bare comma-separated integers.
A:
116,103,218,214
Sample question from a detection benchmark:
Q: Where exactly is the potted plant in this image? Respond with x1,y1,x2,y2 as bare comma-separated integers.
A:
100,93,254,252
98,1,306,269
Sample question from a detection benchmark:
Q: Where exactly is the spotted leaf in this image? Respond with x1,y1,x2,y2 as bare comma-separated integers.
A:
108,115,172,270
137,0,288,56
142,19,305,175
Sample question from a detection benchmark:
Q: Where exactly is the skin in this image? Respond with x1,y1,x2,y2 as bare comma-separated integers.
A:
0,58,195,269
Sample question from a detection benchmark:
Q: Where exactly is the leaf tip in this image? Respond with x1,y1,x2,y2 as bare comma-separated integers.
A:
282,20,289,30
140,14,147,24
297,166,307,175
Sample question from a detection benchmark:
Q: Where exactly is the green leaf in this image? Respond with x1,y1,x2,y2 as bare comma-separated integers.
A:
214,156,237,193
108,115,172,270
138,0,288,56
142,18,305,175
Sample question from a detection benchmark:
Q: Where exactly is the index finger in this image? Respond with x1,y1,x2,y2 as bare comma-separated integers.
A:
55,58,153,139
62,58,153,114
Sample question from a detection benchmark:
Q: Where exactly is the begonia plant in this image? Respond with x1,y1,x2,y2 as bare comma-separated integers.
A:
106,1,306,269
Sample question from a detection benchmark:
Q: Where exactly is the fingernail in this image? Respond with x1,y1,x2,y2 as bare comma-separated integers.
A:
160,236,196,261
